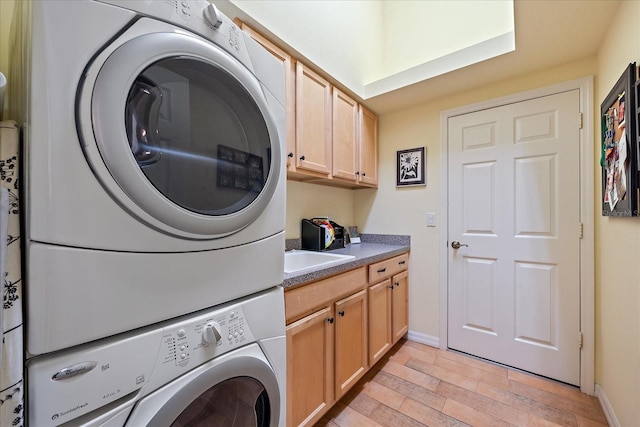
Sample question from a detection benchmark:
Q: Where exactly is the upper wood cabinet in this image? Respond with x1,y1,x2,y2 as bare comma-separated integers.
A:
238,22,297,172
332,88,359,182
295,63,332,176
239,21,378,188
358,105,378,187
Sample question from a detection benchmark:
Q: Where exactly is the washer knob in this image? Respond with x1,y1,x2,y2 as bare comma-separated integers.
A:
203,322,222,344
203,4,223,29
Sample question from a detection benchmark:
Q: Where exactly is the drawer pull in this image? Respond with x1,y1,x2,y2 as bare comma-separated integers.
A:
399,260,406,265
377,268,386,273
327,317,334,324
338,310,345,317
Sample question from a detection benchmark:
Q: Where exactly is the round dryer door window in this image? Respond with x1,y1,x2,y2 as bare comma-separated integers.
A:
81,31,283,239
125,57,271,216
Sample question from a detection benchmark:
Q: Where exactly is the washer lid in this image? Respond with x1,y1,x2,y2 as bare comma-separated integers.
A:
80,30,282,239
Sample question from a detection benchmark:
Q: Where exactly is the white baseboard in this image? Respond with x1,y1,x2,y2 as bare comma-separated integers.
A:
595,384,620,427
406,330,440,348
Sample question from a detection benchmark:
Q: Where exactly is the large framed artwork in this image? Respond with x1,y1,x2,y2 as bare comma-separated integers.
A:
601,63,637,216
396,147,426,187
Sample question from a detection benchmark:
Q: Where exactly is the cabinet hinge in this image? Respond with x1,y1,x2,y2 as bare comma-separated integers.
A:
579,222,583,239
578,331,583,350
578,113,583,129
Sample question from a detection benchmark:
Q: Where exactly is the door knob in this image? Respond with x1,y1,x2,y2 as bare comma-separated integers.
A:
451,241,469,249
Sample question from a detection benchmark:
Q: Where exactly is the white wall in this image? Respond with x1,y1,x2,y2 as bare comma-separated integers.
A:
215,0,382,95
378,0,514,81
285,180,355,240
215,0,514,100
594,0,640,424
354,57,597,342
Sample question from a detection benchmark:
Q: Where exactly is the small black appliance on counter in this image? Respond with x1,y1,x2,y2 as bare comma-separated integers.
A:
301,218,346,251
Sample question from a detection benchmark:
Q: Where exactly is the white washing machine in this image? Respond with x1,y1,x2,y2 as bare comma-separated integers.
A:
26,287,286,427
16,0,286,355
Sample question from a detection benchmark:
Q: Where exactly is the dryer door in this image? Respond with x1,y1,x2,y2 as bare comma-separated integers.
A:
126,344,281,427
79,30,282,239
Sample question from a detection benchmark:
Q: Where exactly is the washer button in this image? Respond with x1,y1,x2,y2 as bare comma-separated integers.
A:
180,353,187,359
177,329,186,338
180,345,186,351
239,329,244,335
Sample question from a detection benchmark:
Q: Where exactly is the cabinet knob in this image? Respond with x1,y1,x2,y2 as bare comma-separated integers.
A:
399,260,406,265
395,282,400,287
338,310,345,317
327,317,334,324
299,155,305,161
362,172,366,177
388,285,394,289
355,171,360,175
287,152,294,158
377,268,386,273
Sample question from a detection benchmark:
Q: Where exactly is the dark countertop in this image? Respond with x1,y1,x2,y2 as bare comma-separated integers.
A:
283,242,410,289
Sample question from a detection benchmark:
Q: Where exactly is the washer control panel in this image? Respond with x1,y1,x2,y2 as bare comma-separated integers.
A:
27,301,257,427
151,304,255,386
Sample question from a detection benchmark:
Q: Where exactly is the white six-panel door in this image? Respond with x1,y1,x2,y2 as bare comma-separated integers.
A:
447,90,581,385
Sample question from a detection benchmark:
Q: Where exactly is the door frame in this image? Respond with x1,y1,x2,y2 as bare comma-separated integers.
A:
438,76,595,395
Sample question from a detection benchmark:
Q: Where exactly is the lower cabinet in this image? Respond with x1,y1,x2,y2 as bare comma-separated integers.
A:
391,270,409,343
368,255,410,366
286,307,334,427
285,289,368,427
334,289,368,399
368,278,392,365
285,254,409,427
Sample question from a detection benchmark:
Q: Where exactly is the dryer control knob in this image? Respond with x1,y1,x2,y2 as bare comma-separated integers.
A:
203,321,222,344
203,4,223,29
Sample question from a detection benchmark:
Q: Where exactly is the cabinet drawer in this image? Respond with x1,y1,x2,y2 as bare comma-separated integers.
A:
285,267,367,324
368,253,408,284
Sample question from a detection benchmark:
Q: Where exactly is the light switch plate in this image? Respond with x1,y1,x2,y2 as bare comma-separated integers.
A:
427,212,436,227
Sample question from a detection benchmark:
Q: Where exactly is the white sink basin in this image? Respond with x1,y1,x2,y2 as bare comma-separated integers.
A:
284,250,355,274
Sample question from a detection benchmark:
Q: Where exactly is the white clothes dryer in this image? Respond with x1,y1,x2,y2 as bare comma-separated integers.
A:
26,287,286,427
16,0,286,355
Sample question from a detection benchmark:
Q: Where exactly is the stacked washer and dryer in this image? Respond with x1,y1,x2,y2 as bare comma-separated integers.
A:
16,0,287,425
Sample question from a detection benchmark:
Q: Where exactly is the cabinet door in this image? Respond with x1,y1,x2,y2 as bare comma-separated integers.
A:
334,289,367,399
239,23,297,172
358,105,378,187
296,63,332,176
332,88,358,182
286,307,334,427
368,279,392,366
391,270,409,344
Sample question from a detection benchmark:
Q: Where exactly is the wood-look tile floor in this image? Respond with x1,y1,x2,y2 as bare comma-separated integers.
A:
316,339,607,427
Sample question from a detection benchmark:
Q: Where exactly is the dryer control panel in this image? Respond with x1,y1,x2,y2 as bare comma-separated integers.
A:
95,0,251,63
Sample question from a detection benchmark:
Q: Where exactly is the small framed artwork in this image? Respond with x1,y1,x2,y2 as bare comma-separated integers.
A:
396,147,426,187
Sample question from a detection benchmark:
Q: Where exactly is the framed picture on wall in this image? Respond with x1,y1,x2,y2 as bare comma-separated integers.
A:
396,147,426,187
600,62,637,216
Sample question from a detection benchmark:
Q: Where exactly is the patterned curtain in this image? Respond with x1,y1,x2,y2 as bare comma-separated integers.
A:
0,121,23,426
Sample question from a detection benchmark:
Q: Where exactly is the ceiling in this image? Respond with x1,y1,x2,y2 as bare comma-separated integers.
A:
366,0,621,114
